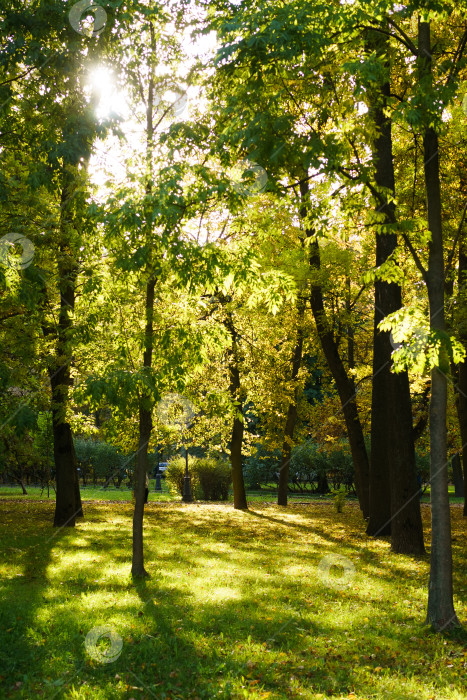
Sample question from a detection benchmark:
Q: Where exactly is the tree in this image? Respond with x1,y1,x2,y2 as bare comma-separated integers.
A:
0,0,112,525
359,22,424,553
418,17,461,631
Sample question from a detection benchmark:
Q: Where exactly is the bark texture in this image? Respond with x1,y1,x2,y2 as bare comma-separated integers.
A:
365,25,424,553
131,276,155,578
420,22,460,630
132,31,157,577
455,240,467,516
52,171,82,527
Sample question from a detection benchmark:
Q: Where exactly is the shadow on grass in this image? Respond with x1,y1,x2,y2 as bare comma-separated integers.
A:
0,500,465,699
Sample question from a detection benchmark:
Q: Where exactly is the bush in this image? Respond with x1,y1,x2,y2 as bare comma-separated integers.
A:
196,458,231,501
326,449,354,491
242,445,282,489
165,456,199,497
415,452,430,491
75,439,129,486
290,442,329,493
290,442,354,494
332,485,347,513
166,456,231,501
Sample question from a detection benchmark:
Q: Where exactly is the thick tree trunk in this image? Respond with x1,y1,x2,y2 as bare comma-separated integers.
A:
277,300,304,507
52,172,82,527
52,420,81,526
367,260,393,536
389,371,425,554
299,180,370,517
230,411,247,509
224,306,248,510
364,25,424,553
420,21,460,630
365,26,393,536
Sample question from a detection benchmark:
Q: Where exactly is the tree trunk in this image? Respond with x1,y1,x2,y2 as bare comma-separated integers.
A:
230,411,247,509
277,299,304,506
389,371,425,554
457,360,467,517
420,21,460,630
223,305,248,510
455,240,467,516
52,420,80,526
364,25,424,553
299,180,370,518
132,405,151,578
132,29,157,576
131,278,155,578
51,171,82,527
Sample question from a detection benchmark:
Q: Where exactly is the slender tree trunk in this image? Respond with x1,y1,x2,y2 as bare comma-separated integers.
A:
345,277,355,369
277,299,304,506
132,403,152,578
455,241,467,516
457,361,467,517
132,27,157,576
419,21,460,630
299,180,370,518
364,25,424,553
52,171,82,527
132,277,155,578
223,306,248,510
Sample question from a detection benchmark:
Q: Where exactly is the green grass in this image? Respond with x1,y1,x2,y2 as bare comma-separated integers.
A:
1,482,463,505
0,483,340,504
0,499,465,699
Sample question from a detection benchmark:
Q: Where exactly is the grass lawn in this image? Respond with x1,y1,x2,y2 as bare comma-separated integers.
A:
0,483,463,505
0,499,465,699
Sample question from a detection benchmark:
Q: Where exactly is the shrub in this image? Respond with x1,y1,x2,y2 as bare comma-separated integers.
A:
165,456,199,497
196,458,232,501
75,439,129,486
332,485,347,513
415,452,430,492
289,442,354,494
166,456,231,500
242,445,282,489
290,442,329,492
326,449,354,491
